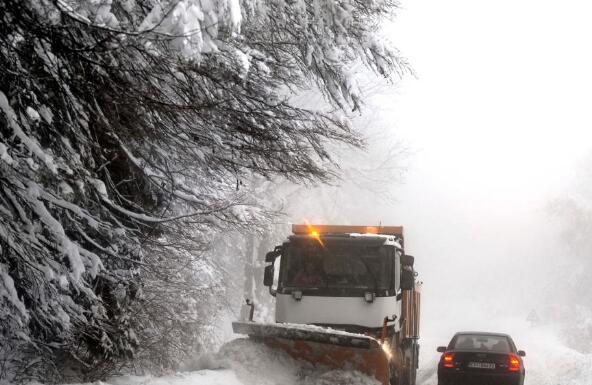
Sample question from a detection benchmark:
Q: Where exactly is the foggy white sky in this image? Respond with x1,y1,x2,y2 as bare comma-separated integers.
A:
389,0,592,204
286,0,592,337
374,0,592,331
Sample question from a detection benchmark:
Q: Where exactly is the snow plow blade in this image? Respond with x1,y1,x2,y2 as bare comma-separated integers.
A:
232,322,390,385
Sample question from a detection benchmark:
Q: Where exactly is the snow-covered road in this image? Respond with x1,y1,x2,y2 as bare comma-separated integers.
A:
96,321,592,385
416,321,592,385
105,338,383,385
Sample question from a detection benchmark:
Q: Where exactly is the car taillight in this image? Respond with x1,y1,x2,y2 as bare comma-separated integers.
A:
443,353,455,368
508,354,521,372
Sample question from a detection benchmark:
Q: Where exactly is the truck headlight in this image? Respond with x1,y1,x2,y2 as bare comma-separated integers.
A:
292,290,303,301
364,292,375,303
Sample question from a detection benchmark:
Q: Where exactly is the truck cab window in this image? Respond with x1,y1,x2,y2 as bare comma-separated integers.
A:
280,239,392,294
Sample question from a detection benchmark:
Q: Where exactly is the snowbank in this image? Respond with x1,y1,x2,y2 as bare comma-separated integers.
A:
96,338,379,385
107,370,242,385
203,338,381,385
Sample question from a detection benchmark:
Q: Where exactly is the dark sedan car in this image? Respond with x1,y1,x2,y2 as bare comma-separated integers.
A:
437,332,526,385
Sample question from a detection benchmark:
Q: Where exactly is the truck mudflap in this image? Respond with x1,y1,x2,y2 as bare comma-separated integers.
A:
232,321,391,385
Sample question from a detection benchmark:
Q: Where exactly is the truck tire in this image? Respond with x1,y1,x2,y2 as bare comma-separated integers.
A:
410,342,419,385
409,357,417,385
405,357,417,385
395,357,410,385
401,341,418,385
391,335,419,385
389,369,400,385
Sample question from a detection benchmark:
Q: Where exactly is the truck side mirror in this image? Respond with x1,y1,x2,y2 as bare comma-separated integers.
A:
265,251,277,263
401,267,415,290
401,254,415,267
265,251,276,263
263,265,275,287
437,346,447,353
518,350,526,357
265,246,282,263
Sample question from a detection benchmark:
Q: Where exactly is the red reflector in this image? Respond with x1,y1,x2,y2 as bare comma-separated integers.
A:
509,355,521,372
443,353,455,368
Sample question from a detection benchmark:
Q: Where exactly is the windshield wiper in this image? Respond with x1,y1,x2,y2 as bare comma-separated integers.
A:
360,258,378,294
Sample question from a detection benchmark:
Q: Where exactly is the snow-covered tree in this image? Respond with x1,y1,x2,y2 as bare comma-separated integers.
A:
548,155,592,352
0,0,407,380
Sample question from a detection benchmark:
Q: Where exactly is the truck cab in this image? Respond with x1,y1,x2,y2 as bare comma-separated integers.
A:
273,232,404,334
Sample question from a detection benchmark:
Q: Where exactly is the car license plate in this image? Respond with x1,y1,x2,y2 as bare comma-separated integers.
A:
468,362,496,369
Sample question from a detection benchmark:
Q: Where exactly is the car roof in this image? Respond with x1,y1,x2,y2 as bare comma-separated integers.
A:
454,331,512,338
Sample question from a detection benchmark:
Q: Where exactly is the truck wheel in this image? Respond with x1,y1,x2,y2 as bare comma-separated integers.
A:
409,360,417,385
389,350,402,385
397,358,410,385
407,357,418,385
409,344,418,385
401,346,418,385
389,371,399,385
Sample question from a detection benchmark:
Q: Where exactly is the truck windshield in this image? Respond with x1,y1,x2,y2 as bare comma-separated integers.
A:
282,240,391,291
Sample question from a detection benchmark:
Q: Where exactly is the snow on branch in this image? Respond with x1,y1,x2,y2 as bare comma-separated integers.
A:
0,0,406,380
0,92,57,174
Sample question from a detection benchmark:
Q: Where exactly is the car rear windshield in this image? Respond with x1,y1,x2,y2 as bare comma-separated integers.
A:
450,334,512,353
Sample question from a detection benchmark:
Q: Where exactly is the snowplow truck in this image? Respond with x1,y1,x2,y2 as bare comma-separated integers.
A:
233,224,421,385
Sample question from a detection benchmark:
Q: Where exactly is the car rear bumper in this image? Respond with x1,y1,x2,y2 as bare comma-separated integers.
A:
438,371,524,385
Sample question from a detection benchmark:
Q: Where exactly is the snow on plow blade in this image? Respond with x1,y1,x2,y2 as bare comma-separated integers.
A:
232,322,390,385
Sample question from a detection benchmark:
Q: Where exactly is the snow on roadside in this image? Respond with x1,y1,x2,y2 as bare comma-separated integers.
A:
87,338,379,385
36,319,592,385
205,338,380,385
415,315,592,385
208,338,303,385
18,327,592,385
519,327,592,385
107,370,242,385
